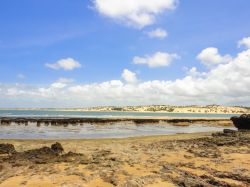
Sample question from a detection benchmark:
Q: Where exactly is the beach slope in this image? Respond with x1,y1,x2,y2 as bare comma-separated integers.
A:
0,131,249,187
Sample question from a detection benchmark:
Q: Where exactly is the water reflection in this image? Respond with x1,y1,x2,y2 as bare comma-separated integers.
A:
0,122,236,139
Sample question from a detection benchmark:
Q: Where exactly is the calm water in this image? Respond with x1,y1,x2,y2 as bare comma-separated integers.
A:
0,109,239,118
0,110,237,139
0,122,236,139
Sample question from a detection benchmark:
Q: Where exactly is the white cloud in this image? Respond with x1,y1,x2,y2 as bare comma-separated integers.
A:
50,82,67,89
146,28,168,39
238,37,250,49
133,52,179,68
93,0,178,28
50,77,74,89
57,77,74,84
197,47,232,68
2,41,250,107
186,67,206,78
122,69,138,84
46,58,81,71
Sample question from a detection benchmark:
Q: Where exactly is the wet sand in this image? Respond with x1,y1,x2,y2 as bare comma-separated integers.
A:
0,131,250,187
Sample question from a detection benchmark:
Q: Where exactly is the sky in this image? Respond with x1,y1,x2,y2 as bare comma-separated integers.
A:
0,0,250,108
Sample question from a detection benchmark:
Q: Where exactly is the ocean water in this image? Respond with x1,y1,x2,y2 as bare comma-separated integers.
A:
0,109,237,139
0,122,236,139
0,109,240,118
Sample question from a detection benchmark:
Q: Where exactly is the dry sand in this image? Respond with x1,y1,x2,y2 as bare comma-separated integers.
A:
0,131,250,187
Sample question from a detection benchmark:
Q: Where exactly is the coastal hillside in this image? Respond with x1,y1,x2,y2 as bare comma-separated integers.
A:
1,105,250,114
85,105,250,114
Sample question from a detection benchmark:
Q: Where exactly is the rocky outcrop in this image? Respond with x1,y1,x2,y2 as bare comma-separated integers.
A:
0,143,89,165
0,144,16,155
231,114,250,130
51,142,64,154
0,117,232,127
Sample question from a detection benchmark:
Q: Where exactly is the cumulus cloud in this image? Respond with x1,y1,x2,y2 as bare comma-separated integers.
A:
146,28,168,39
46,58,81,71
50,82,67,89
197,47,232,68
49,77,75,89
133,52,179,68
93,0,178,28
122,69,138,84
2,40,250,107
186,67,206,78
238,37,250,49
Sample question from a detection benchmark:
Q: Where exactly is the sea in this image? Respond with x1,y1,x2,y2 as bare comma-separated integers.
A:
0,109,240,118
0,109,238,139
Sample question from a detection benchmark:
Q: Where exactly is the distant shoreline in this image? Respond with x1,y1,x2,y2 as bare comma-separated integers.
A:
1,104,250,115
0,108,246,115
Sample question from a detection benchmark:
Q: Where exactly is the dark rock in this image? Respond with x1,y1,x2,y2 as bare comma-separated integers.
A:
5,146,58,165
231,114,250,130
133,119,160,124
0,165,3,171
0,141,92,166
24,146,58,158
0,144,16,154
51,142,64,154
37,122,41,127
200,175,231,187
59,151,89,163
213,171,250,184
172,171,231,187
0,119,11,125
223,129,237,134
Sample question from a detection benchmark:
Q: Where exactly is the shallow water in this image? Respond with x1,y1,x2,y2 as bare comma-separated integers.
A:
0,122,236,139
0,109,240,118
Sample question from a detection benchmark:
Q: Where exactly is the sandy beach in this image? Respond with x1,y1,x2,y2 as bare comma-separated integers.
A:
0,130,249,187
1,104,250,115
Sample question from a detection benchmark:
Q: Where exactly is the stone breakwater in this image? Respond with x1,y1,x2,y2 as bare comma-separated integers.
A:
0,117,233,127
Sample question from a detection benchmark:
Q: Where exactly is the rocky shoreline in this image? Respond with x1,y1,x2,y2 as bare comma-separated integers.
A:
0,117,233,127
231,114,250,130
0,130,249,186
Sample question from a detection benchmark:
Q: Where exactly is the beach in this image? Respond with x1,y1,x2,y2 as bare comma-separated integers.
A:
1,0,250,186
0,114,249,186
0,130,250,187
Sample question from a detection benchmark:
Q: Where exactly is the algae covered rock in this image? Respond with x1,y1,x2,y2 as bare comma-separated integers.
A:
51,142,64,154
231,114,250,130
0,144,16,154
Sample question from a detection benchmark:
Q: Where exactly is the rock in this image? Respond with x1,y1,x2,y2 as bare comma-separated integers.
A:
223,129,237,134
231,114,250,130
0,165,3,171
124,180,141,187
0,144,16,154
24,146,58,158
60,151,88,163
133,119,160,124
51,142,64,154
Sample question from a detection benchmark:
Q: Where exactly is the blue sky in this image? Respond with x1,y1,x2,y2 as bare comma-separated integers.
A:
1,0,250,107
